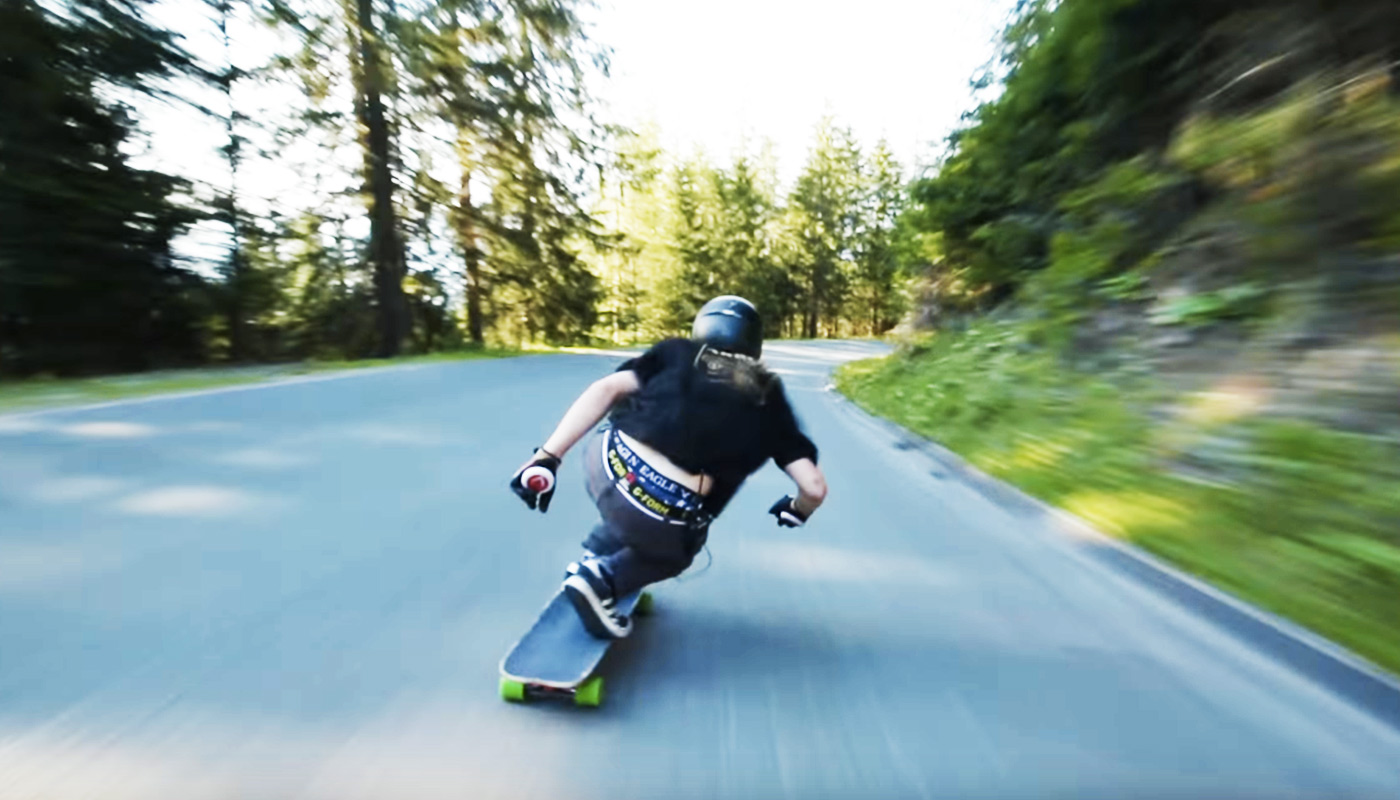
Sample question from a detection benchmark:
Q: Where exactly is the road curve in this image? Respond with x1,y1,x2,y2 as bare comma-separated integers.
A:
1,341,1398,799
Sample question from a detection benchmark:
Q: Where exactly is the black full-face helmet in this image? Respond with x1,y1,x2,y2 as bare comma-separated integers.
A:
692,295,763,358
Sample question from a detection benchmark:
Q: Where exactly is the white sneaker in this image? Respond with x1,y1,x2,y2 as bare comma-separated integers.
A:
562,558,632,639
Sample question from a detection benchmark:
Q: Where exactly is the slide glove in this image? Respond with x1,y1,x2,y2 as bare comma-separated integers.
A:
768,495,809,528
510,450,561,513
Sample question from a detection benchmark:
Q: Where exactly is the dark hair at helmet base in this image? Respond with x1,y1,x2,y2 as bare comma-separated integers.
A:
692,295,763,358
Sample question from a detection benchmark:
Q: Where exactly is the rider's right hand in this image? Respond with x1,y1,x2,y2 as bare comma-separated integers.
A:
510,450,561,513
768,495,809,528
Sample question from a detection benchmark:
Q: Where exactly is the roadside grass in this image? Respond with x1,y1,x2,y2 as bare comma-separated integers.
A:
835,325,1400,676
0,347,525,414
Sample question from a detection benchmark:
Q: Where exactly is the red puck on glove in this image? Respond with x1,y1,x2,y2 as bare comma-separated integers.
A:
522,465,554,493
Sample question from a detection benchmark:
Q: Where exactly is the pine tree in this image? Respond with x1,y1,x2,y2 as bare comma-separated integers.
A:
259,0,360,358
713,151,789,335
0,0,206,375
478,0,604,345
347,0,409,357
852,140,906,335
588,126,667,342
398,0,503,345
662,154,723,328
786,118,862,337
204,0,257,360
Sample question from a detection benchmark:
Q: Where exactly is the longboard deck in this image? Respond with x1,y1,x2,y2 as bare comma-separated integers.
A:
500,588,644,688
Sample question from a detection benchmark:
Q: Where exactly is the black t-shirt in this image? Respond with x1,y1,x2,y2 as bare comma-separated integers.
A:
608,338,818,515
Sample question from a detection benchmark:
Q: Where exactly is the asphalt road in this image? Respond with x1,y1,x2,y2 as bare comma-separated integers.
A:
2,341,1399,799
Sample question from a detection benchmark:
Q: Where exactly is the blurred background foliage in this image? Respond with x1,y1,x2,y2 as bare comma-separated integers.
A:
0,0,920,377
842,0,1400,671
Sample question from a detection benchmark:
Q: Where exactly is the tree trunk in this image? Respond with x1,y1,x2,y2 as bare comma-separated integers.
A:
352,0,406,358
216,0,246,361
804,264,820,338
520,190,539,345
456,156,484,345
227,251,247,360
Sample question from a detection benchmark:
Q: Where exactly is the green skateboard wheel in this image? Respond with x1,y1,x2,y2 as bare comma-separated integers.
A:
635,591,654,616
574,676,605,707
500,677,527,702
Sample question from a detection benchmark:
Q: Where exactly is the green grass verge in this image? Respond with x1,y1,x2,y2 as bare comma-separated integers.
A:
836,324,1400,676
0,347,523,414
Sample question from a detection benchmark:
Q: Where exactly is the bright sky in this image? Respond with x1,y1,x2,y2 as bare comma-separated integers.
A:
590,0,1015,180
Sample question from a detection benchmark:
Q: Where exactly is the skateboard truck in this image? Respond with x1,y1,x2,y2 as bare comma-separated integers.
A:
500,675,606,707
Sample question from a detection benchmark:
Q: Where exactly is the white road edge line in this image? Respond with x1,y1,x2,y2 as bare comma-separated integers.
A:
0,349,655,422
0,363,433,421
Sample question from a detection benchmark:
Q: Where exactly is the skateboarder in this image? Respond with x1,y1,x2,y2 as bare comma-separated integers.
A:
509,295,827,639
